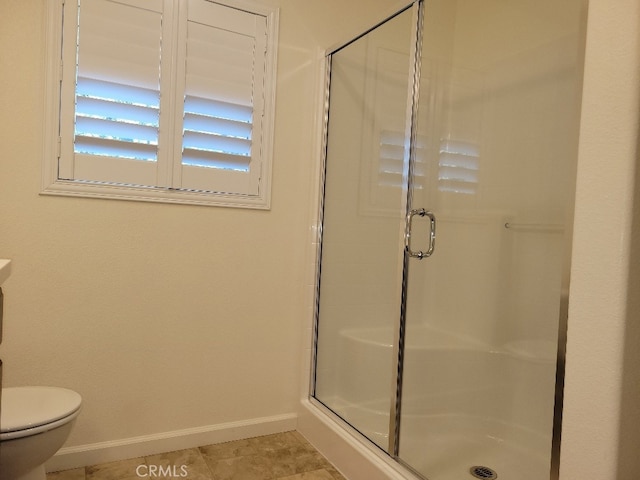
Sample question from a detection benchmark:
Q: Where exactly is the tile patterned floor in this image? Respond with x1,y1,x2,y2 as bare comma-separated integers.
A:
46,432,346,480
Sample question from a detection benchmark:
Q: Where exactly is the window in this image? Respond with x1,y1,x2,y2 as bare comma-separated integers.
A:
43,0,278,208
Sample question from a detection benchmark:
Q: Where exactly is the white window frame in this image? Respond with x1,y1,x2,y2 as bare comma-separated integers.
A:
42,0,279,209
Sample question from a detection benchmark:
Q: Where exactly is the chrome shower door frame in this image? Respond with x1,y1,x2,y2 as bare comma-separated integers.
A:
310,0,424,461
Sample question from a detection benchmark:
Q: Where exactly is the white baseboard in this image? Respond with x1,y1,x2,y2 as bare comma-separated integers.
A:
46,413,297,473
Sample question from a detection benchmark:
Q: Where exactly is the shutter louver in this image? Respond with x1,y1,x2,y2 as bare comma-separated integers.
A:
70,0,163,186
178,0,267,195
75,78,159,162
182,96,253,171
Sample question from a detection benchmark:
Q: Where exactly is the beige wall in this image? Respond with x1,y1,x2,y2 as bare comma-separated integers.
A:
562,0,640,478
0,0,307,446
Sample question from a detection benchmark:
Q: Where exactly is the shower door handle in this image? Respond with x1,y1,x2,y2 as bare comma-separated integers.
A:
405,208,436,259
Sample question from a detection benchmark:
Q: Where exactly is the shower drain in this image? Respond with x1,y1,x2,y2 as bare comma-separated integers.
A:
469,466,498,479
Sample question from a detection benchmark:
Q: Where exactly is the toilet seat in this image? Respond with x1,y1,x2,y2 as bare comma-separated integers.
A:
1,386,82,441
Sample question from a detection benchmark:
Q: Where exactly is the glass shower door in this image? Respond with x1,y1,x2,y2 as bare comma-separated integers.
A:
396,0,584,478
312,4,419,450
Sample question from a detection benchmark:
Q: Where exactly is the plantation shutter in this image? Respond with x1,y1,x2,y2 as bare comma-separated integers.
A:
175,0,267,195
59,0,164,187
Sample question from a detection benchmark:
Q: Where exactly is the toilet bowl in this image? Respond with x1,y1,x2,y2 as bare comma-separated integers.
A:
0,386,82,480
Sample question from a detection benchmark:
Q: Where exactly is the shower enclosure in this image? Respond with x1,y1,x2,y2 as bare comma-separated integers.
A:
311,1,585,479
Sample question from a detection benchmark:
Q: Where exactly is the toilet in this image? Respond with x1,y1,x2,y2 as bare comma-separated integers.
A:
0,386,82,480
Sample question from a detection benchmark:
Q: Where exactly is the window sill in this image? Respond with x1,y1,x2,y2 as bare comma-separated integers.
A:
40,179,271,209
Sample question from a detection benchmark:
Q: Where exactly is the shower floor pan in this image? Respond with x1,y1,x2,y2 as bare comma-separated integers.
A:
399,413,551,480
326,398,550,480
